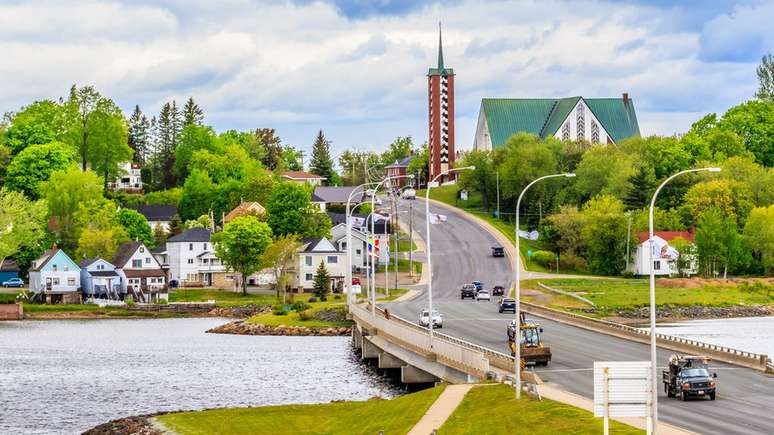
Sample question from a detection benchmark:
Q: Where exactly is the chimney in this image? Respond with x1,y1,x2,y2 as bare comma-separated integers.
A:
622,93,629,105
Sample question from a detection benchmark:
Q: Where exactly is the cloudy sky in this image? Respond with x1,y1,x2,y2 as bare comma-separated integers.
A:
0,0,771,158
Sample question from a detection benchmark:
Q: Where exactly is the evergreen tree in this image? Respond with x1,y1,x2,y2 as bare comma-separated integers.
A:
255,128,283,170
128,105,150,164
309,130,335,185
623,165,655,210
312,260,331,301
168,214,183,236
157,102,179,188
756,53,774,103
153,223,168,247
183,97,204,126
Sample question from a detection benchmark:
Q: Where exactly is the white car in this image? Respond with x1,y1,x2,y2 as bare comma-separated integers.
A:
476,290,491,301
419,309,443,328
401,188,416,200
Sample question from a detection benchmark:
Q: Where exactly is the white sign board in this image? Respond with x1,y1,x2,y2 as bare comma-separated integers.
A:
593,361,651,418
345,284,362,295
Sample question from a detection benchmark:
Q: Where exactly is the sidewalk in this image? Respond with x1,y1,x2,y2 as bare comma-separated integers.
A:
407,384,474,435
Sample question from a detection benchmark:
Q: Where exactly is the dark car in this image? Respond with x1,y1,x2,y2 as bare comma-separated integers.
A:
472,281,483,292
492,285,505,296
461,284,476,300
498,298,516,313
491,246,505,257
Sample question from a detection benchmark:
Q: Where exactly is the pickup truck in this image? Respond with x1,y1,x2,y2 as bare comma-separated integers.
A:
663,355,717,401
461,284,476,300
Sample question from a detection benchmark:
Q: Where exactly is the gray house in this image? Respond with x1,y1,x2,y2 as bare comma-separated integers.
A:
79,258,123,300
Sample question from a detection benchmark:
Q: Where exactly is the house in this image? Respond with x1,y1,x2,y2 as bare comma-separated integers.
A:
331,223,369,271
223,201,266,225
124,204,178,232
631,231,696,277
328,212,391,265
313,186,368,212
472,94,640,151
79,258,123,300
112,241,168,302
0,259,19,283
282,171,326,186
384,156,414,188
28,247,81,304
166,228,234,288
294,237,346,291
109,162,143,193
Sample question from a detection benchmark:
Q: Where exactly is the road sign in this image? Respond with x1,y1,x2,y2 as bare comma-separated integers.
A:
593,361,651,435
527,249,533,257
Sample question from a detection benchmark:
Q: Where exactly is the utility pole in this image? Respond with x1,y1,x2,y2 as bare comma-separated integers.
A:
496,171,500,218
409,201,414,278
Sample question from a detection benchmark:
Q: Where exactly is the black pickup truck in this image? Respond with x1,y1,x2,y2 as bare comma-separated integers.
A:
461,284,477,300
663,355,717,401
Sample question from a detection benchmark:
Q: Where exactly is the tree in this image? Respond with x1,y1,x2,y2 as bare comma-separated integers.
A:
183,97,204,126
213,216,273,295
174,124,221,183
312,260,331,301
0,189,47,267
381,136,414,166
266,182,311,236
282,145,303,171
42,168,104,251
156,101,183,188
117,208,154,247
0,144,9,185
309,130,336,185
580,195,628,275
407,146,429,187
457,150,497,210
179,169,215,221
623,165,655,210
302,208,333,239
188,143,258,183
168,214,183,236
683,179,753,228
65,85,119,171
720,156,774,207
242,170,278,204
744,205,774,275
670,236,696,278
153,223,168,247
5,141,77,199
718,101,774,167
620,136,691,180
255,128,283,170
88,107,132,189
695,208,744,278
260,235,302,301
546,205,586,257
128,105,150,164
4,100,69,155
76,226,128,261
574,145,636,202
756,54,774,103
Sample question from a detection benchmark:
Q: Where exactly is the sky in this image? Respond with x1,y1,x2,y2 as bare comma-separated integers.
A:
0,0,771,160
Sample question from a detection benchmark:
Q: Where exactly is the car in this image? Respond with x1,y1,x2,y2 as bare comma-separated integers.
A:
352,277,361,285
401,188,416,200
365,189,376,197
2,278,24,288
476,290,491,301
461,284,476,300
418,309,442,328
491,246,505,257
498,298,516,313
472,281,483,292
492,285,505,296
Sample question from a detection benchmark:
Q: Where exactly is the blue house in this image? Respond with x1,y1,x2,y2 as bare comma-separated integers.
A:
0,259,20,282
79,258,123,300
28,247,82,304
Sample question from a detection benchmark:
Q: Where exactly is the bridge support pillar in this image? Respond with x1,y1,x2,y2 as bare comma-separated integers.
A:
362,338,380,359
401,365,440,384
378,352,405,369
352,326,362,350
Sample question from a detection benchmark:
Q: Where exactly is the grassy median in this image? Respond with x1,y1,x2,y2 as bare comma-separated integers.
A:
440,384,642,434
157,385,445,435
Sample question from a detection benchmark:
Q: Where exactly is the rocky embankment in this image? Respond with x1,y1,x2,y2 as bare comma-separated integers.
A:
583,304,774,321
83,415,163,435
207,320,351,336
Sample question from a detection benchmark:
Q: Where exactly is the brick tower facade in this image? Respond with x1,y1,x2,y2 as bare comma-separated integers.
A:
427,23,455,184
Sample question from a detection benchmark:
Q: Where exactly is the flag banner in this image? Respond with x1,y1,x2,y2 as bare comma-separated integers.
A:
429,213,447,224
517,229,539,241
349,216,366,228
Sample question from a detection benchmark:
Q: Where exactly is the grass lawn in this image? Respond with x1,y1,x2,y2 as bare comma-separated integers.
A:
169,289,276,307
527,278,774,314
376,259,422,274
440,384,641,435
396,231,418,252
376,287,409,302
246,294,352,328
158,385,445,435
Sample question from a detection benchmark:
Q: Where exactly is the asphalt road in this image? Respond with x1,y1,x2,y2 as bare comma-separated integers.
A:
386,197,774,435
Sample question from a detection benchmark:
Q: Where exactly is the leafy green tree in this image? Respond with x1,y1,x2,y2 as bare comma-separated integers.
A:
266,182,311,236
213,216,273,295
0,144,10,185
407,146,429,186
211,178,245,225
174,124,221,183
0,189,47,267
720,156,774,207
255,128,283,170
117,208,154,247
683,179,753,228
76,226,128,261
88,108,132,189
458,150,497,210
718,100,774,167
65,85,125,172
153,223,168,247
282,145,304,171
381,136,414,166
188,144,258,183
631,207,686,233
185,215,212,229
128,105,151,164
260,235,302,301
179,169,215,221
695,208,745,278
183,97,204,126
574,145,636,201
623,164,656,210
670,236,696,278
546,205,586,257
312,260,331,301
744,205,774,275
242,170,278,204
620,136,691,180
580,195,629,275
5,141,77,199
4,100,69,155
168,214,183,236
221,129,265,162
41,168,104,251
756,54,774,103
309,130,336,185
302,208,333,239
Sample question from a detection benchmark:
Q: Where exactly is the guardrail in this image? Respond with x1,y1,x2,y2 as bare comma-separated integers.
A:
521,301,771,371
351,303,510,377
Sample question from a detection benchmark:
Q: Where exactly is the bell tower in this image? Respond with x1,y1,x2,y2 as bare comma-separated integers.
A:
427,22,455,183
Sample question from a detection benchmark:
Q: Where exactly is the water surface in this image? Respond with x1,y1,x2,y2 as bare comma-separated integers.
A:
655,316,774,357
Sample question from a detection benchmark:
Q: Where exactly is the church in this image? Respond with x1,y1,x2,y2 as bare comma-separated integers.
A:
472,95,640,151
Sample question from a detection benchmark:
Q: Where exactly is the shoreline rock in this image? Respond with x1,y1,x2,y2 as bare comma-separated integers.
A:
583,304,774,323
82,415,164,435
207,320,351,336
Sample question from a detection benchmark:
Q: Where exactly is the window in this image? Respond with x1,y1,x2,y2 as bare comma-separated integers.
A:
356,249,362,255
189,243,193,251
132,259,142,268
576,105,585,140
64,265,69,271
202,258,209,264
591,120,600,144
327,256,338,264
305,273,313,281
52,278,60,285
653,260,661,271
52,264,57,272
203,243,208,250
139,247,145,253
188,258,194,264
305,256,313,266
67,278,76,286
145,257,151,264
562,121,571,141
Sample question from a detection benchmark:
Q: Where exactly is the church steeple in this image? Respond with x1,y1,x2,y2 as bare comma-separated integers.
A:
437,21,444,71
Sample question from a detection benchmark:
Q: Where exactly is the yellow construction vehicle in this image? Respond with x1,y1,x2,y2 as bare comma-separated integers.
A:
507,313,552,366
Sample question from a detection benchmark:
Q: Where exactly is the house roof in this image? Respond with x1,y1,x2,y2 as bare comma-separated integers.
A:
125,204,178,221
384,156,413,169
90,270,120,277
150,246,167,254
124,269,166,278
112,241,143,267
300,237,342,253
480,97,640,147
313,186,366,204
326,212,390,234
78,257,100,267
282,171,326,181
0,259,19,272
637,231,694,243
30,248,59,272
167,227,211,243
224,201,266,223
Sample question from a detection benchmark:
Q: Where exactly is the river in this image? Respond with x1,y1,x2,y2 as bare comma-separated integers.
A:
0,318,399,435
655,316,774,357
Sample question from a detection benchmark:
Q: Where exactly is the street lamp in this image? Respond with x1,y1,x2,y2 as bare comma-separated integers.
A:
647,166,720,434
514,172,575,399
425,166,476,348
346,183,378,308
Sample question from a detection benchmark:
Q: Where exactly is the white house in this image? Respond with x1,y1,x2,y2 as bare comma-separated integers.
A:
295,237,346,291
109,162,143,193
79,258,123,300
28,247,81,304
331,223,369,272
166,228,234,288
112,241,168,302
632,231,696,277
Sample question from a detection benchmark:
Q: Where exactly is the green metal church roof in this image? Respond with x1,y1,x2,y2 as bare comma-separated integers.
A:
481,97,640,147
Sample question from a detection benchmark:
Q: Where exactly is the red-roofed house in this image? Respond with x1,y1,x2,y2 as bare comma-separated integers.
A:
631,231,696,276
282,171,326,186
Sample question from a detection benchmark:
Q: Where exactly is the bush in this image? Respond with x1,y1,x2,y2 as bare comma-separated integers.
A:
272,303,289,316
292,301,311,312
531,250,556,268
125,296,135,306
559,254,587,272
298,309,313,321
307,296,318,303
333,294,342,300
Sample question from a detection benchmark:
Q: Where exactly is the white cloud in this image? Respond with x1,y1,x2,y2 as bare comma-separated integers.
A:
0,0,768,156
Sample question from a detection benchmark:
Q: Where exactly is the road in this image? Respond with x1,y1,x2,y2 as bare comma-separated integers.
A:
386,197,774,435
